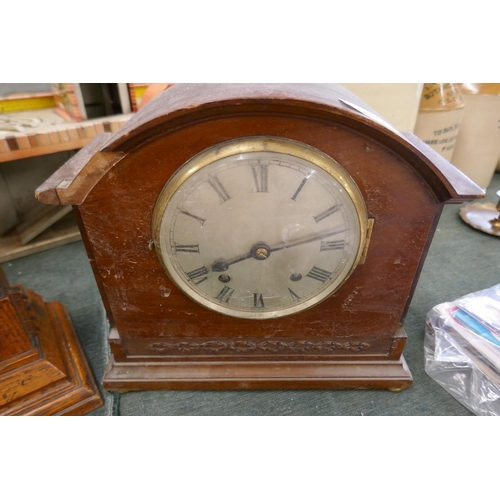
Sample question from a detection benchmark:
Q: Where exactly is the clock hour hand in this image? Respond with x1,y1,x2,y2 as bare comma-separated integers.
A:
211,228,346,272
211,252,253,272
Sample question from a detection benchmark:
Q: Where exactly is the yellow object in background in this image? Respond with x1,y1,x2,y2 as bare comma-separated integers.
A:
0,93,56,114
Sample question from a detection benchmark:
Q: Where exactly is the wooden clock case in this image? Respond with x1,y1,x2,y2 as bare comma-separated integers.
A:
0,268,103,415
36,84,483,391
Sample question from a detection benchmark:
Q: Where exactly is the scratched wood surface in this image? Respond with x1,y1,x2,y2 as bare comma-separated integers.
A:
0,283,103,415
77,113,439,361
35,84,484,390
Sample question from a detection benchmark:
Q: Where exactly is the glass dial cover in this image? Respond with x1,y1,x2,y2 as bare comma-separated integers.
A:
153,137,368,319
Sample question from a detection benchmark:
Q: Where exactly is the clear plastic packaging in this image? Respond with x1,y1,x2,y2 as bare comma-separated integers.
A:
424,283,500,416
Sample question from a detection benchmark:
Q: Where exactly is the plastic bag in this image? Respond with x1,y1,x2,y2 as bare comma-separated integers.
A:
424,283,500,416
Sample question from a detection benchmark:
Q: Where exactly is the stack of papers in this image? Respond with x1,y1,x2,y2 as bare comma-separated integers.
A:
425,284,500,415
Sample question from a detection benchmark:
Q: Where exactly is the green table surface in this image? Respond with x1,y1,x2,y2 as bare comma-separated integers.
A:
3,173,499,416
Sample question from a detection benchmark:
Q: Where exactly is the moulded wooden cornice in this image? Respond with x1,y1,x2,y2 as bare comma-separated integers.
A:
35,83,484,207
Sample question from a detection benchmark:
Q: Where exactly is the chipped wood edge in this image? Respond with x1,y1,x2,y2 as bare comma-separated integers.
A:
56,150,125,206
35,133,125,206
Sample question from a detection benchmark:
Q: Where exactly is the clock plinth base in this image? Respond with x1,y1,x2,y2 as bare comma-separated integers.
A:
102,355,412,392
0,285,103,416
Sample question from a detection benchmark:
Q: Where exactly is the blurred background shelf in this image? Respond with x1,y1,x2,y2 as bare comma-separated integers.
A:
0,83,143,263
0,109,132,162
0,210,81,263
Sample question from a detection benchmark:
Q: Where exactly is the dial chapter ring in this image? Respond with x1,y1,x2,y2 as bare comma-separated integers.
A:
152,137,368,319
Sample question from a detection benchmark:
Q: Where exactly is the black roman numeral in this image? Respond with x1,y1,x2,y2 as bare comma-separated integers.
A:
320,240,345,252
216,286,235,303
186,266,209,285
306,266,332,283
313,205,339,223
253,293,265,308
288,288,300,302
291,175,309,201
180,209,206,226
251,164,268,193
175,244,200,253
208,175,231,203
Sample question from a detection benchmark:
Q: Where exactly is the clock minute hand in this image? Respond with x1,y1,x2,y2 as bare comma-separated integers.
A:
211,228,346,272
269,228,347,252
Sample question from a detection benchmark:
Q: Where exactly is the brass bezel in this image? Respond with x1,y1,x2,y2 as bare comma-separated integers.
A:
152,136,368,319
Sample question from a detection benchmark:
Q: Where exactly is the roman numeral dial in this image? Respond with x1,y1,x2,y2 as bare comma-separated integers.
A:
251,163,268,193
306,266,333,283
321,240,345,252
314,205,339,223
208,175,231,203
216,286,234,303
291,175,309,201
154,137,367,320
183,266,209,286
175,244,200,253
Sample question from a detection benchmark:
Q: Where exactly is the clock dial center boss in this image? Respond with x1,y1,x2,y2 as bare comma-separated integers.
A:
152,137,369,319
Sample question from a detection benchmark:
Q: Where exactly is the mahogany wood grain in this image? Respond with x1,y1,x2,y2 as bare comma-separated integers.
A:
35,84,484,390
0,280,103,415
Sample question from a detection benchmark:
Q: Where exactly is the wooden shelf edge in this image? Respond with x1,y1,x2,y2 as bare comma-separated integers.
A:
0,214,81,263
0,138,91,162
0,112,133,163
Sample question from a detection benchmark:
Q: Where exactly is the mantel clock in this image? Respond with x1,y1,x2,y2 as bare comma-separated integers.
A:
36,84,483,391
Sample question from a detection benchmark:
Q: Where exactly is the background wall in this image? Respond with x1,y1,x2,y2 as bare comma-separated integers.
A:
0,82,423,236
342,83,423,132
0,83,423,132
0,83,52,96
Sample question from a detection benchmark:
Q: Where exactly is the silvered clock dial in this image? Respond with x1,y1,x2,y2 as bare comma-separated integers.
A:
153,137,368,319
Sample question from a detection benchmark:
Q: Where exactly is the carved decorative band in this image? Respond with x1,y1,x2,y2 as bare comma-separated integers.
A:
145,340,370,354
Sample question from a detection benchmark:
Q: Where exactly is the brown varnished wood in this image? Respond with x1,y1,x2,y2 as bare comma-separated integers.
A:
0,267,8,287
103,355,413,391
79,114,438,359
34,84,485,390
73,206,116,329
0,280,103,415
36,84,483,206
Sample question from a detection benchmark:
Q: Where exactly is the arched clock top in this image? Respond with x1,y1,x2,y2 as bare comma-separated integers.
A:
33,83,488,391
36,83,483,207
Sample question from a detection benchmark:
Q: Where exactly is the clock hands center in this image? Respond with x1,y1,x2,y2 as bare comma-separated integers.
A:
210,228,346,272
